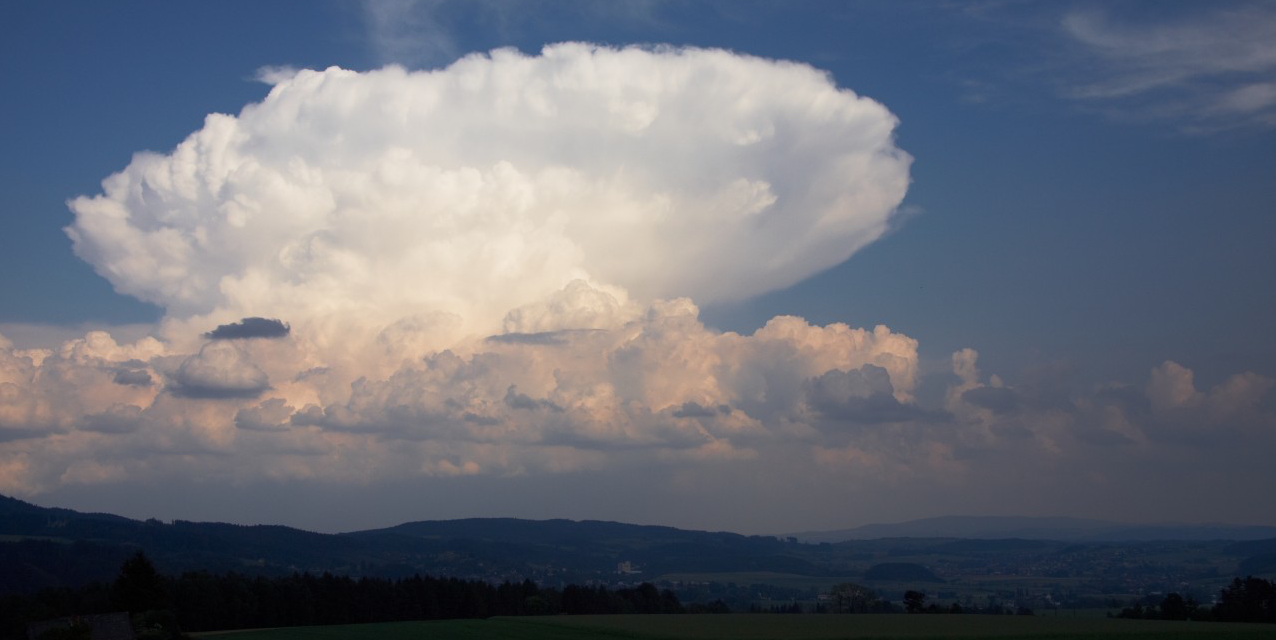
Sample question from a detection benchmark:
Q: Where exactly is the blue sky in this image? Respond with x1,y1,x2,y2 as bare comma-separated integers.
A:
1,1,1273,533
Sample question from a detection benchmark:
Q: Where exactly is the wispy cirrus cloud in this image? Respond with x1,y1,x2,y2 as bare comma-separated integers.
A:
362,0,464,69
940,1,1276,132
359,0,679,69
1059,3,1276,131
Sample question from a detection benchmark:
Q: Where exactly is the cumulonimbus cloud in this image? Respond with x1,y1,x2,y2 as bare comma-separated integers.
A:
0,43,920,494
65,43,911,348
2,43,1270,510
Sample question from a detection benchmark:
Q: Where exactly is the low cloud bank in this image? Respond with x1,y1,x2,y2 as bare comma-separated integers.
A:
1,305,1271,505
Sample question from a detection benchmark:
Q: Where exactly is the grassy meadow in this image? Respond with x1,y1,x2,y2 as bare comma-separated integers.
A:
197,614,1276,640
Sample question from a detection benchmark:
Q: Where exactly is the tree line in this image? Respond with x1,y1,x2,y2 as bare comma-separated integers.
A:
1,552,685,640
814,584,1030,616
7,552,1273,640
1116,576,1276,623
825,578,1276,622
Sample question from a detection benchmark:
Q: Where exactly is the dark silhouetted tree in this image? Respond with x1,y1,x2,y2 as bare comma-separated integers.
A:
1158,592,1193,621
1215,576,1276,623
829,583,881,613
903,590,926,613
111,552,167,613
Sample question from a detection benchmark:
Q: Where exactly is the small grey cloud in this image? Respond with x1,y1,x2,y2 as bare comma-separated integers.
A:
170,342,270,399
962,386,1022,414
79,404,143,434
0,427,51,443
1073,425,1137,446
486,329,608,347
288,404,364,432
286,400,456,440
672,402,730,419
290,405,327,427
463,412,502,426
503,386,563,412
294,367,330,382
204,317,291,341
487,332,567,346
112,368,153,387
810,365,895,399
1094,384,1150,413
990,423,1034,440
807,366,937,424
235,398,295,432
819,393,936,425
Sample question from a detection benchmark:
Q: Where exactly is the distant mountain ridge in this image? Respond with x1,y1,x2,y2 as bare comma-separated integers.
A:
789,515,1276,543
4,494,1275,599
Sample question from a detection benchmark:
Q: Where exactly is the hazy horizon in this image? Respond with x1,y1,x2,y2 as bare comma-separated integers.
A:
13,491,1276,539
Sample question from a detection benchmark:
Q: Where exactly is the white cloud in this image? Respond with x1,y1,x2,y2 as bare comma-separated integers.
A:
1146,360,1201,412
286,293,920,452
171,342,270,399
2,44,914,496
66,44,910,359
946,352,1275,451
0,287,928,490
254,65,300,85
2,316,1273,529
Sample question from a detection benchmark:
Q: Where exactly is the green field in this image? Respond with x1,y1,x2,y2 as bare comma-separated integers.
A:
197,614,1276,640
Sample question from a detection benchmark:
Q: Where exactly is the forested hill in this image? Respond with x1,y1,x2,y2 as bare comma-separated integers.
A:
0,495,821,594
0,494,362,593
4,494,1275,599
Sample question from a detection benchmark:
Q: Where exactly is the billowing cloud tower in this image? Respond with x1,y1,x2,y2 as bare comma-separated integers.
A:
4,43,922,496
66,43,910,352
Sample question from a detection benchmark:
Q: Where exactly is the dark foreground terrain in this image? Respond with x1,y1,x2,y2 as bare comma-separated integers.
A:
195,615,1276,640
6,494,1276,616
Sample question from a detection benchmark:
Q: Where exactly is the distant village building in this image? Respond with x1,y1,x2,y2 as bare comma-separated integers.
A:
27,613,134,640
616,560,641,574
